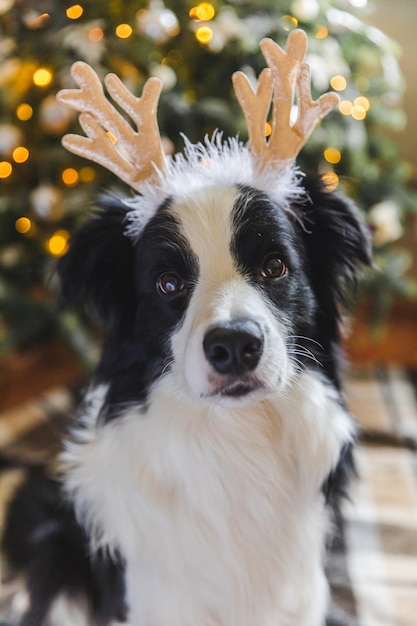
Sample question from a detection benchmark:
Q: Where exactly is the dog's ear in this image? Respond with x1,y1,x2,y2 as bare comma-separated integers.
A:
58,197,136,333
298,174,372,323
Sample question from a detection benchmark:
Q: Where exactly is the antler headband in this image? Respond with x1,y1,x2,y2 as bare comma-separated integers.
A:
233,29,339,165
57,29,338,190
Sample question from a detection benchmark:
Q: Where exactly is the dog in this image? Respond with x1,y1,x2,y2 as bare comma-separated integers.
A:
1,31,371,626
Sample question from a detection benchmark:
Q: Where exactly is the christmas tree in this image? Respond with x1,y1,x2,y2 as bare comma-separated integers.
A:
0,0,415,369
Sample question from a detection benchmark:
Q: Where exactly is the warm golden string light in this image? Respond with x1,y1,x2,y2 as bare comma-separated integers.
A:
351,105,366,120
15,217,32,234
339,96,370,120
339,100,353,115
189,2,216,21
62,168,79,186
315,25,328,39
46,230,69,256
0,162,13,178
195,26,213,44
330,75,347,91
116,23,133,38
322,171,339,190
281,15,298,31
323,147,341,164
16,103,33,121
66,4,84,20
33,68,53,87
12,147,30,164
354,96,370,111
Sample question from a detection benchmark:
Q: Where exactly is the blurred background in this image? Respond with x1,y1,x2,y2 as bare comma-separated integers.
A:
0,0,416,405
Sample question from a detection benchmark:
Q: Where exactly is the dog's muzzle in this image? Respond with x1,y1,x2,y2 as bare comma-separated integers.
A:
203,319,264,377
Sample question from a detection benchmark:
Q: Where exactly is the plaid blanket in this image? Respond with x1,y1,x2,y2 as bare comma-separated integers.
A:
328,368,417,626
0,367,416,626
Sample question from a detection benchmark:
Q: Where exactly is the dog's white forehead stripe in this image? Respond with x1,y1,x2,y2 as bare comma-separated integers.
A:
123,135,303,240
169,185,239,285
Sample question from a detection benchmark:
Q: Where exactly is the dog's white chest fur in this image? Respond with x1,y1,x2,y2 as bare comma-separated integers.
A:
64,370,353,626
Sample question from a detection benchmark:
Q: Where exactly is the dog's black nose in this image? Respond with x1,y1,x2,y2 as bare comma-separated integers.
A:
203,320,264,375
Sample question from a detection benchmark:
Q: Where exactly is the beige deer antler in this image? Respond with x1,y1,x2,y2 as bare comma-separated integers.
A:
57,62,166,191
232,29,339,166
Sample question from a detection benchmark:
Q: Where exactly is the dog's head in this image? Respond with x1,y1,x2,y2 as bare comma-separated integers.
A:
59,164,371,416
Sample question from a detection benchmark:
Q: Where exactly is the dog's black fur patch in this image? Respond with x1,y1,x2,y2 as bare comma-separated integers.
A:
298,175,372,388
59,198,199,421
1,463,127,626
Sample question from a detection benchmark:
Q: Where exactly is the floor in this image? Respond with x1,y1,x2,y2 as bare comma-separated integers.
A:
331,368,417,626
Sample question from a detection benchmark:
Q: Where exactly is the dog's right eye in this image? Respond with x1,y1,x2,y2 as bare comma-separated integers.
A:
260,254,287,280
156,272,186,296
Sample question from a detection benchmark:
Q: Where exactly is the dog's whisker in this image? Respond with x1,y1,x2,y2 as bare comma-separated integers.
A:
288,345,323,369
160,357,175,379
288,357,307,373
287,335,324,351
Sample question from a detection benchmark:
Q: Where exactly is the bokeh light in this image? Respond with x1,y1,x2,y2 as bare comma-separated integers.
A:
33,68,52,87
190,3,215,21
66,4,84,19
16,104,33,121
46,230,69,256
0,162,13,178
324,147,342,164
195,26,213,44
116,23,133,38
339,100,353,115
12,147,30,163
62,168,79,186
15,217,32,234
322,171,339,190
330,75,347,91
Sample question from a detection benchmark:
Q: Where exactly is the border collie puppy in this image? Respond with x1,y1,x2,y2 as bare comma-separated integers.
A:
2,31,371,626
54,137,371,626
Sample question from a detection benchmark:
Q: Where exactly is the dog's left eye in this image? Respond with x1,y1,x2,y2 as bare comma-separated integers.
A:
260,254,287,280
156,272,186,296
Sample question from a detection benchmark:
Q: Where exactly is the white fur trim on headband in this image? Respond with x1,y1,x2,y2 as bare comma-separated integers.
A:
123,133,304,240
